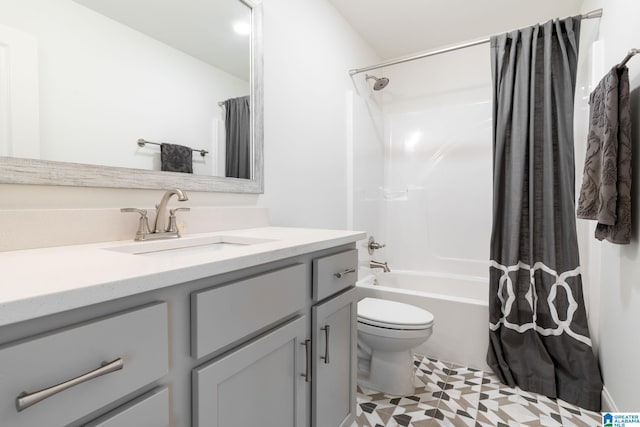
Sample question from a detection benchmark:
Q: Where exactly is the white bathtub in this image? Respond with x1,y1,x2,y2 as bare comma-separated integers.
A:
356,269,490,370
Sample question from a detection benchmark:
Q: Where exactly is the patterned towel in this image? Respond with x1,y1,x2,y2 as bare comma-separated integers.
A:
576,66,632,244
161,143,193,174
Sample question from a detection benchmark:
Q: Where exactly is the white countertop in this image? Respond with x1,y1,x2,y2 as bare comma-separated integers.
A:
0,227,366,327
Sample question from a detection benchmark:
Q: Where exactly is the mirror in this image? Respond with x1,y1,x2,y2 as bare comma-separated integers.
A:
0,0,263,193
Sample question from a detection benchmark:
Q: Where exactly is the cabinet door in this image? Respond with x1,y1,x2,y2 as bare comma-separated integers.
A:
312,287,357,427
192,316,308,427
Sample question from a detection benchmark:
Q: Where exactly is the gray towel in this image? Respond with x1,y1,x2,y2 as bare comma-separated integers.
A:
576,66,632,244
161,143,193,174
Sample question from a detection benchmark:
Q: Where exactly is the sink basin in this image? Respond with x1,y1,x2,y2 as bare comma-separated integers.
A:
105,235,274,258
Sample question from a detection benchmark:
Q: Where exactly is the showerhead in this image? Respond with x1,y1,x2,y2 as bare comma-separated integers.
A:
365,74,390,91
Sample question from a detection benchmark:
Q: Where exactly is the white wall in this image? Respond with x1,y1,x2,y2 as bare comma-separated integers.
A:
259,0,379,229
0,0,379,236
351,81,385,239
577,0,640,412
0,0,249,176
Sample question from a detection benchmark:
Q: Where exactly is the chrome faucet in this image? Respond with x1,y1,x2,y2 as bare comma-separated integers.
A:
121,188,190,241
153,188,188,233
369,260,391,273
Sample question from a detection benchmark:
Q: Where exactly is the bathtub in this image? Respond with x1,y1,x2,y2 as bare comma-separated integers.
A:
356,269,490,370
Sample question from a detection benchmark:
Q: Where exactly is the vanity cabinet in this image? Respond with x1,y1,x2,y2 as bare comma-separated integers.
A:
193,316,308,427
190,249,358,427
191,264,309,427
312,250,358,427
312,288,357,427
0,303,169,427
0,241,359,427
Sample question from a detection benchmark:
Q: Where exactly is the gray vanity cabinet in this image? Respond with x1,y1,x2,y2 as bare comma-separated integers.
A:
191,248,359,427
0,242,359,427
0,303,169,427
311,250,358,427
312,287,357,427
190,263,310,427
192,316,308,427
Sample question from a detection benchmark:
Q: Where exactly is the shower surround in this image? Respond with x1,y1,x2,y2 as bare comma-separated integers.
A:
350,44,493,369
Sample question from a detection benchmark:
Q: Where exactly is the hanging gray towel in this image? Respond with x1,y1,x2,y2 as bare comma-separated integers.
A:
161,143,193,174
576,66,632,244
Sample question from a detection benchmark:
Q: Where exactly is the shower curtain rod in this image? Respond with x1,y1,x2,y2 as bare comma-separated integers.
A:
348,8,603,76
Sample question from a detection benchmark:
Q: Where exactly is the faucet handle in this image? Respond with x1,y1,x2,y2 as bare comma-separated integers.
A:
169,207,191,215
120,208,151,240
167,207,190,233
367,236,386,255
121,208,146,215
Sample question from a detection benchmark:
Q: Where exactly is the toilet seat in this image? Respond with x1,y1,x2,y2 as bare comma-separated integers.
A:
358,320,432,339
357,298,434,330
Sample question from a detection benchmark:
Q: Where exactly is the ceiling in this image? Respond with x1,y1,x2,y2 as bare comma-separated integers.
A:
328,0,585,61
75,0,251,81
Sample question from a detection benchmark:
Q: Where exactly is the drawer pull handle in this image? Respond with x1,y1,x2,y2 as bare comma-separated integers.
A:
334,268,355,279
300,339,311,383
16,357,124,412
320,325,330,364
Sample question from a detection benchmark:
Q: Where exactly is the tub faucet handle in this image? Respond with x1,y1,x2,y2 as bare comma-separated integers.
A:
368,236,386,255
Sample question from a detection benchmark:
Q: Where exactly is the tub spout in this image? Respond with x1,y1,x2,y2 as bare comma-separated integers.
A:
370,260,390,273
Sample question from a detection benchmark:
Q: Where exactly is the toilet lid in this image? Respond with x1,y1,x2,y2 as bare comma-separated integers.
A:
357,297,434,330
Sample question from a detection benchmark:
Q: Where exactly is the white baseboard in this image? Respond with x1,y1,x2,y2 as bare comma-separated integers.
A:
602,386,618,412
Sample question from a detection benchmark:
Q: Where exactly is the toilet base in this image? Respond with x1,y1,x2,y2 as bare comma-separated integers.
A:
358,348,416,396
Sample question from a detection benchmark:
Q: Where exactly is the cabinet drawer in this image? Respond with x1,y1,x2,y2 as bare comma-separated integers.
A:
191,264,306,359
313,249,358,301
84,387,169,427
0,303,168,427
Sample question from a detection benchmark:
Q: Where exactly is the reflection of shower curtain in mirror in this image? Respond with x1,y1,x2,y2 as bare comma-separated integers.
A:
223,96,251,179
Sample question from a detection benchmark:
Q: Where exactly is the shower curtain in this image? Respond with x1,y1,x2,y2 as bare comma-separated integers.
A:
224,95,251,179
487,16,602,411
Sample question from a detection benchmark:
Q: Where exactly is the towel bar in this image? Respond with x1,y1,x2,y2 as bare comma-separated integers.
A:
618,48,639,69
137,139,208,157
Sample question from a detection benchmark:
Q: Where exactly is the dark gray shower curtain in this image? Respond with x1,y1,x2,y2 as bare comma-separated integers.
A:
224,96,251,179
487,16,602,411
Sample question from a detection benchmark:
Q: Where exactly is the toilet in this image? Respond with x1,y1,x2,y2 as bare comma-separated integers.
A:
357,297,434,396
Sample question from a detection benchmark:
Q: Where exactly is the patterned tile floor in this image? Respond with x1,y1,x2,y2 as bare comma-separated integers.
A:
352,355,601,427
